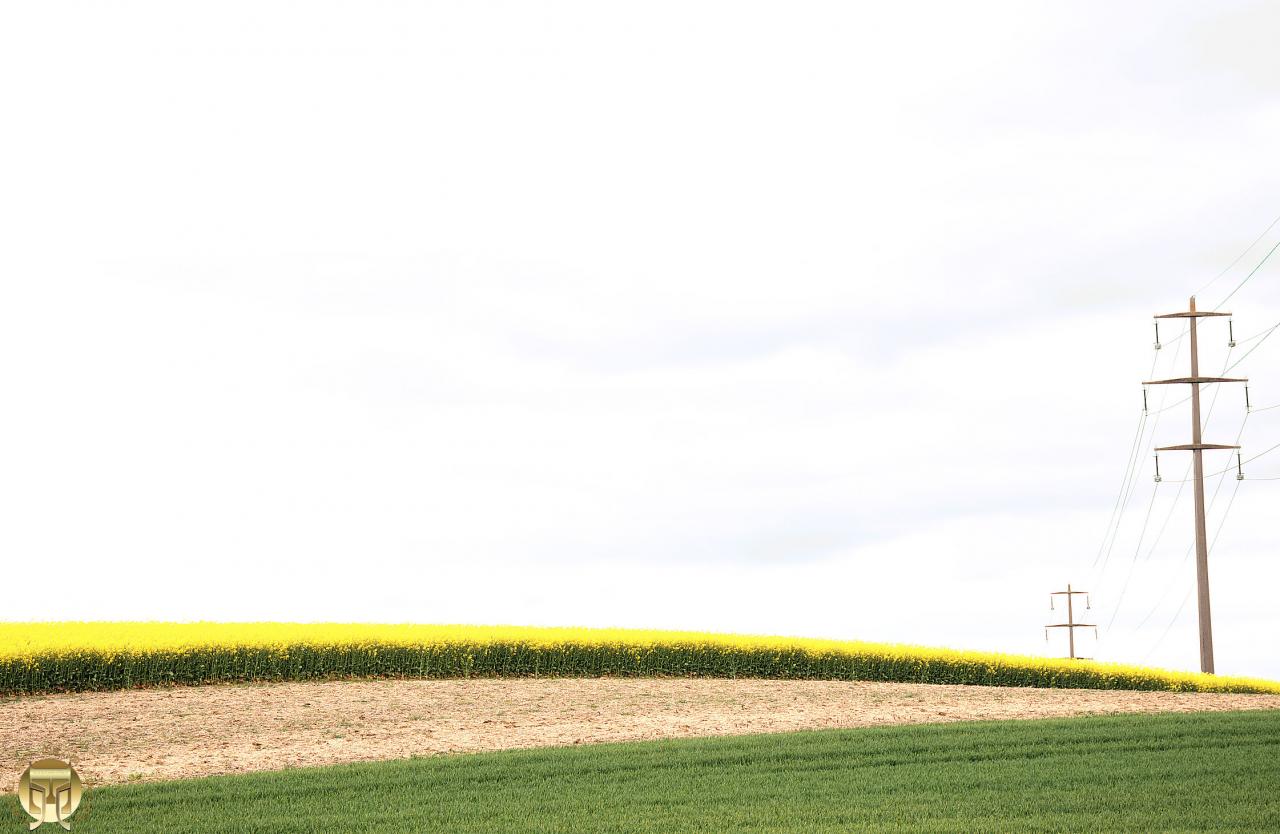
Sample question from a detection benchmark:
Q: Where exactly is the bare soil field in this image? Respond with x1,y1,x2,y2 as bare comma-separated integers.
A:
3,678,1278,790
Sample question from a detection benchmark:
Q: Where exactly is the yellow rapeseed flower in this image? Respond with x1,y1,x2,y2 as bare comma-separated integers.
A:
0,622,1276,695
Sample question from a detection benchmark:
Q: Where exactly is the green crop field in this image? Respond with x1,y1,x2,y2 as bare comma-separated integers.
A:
16,710,1279,833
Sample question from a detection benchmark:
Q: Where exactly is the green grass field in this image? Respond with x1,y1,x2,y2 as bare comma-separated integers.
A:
13,710,1278,833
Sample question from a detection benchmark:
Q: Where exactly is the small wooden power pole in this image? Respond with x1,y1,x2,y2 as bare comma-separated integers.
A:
1046,584,1095,659
1144,296,1247,674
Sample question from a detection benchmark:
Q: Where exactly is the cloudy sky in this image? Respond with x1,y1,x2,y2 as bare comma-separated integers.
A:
4,1,1280,677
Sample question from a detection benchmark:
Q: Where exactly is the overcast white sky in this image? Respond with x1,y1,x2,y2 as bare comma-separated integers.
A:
3,1,1280,677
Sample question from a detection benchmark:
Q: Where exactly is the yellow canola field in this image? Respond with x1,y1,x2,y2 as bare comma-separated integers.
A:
1,622,1277,695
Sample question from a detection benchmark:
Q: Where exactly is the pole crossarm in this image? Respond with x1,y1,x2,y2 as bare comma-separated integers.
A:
1046,622,1097,629
1154,311,1232,319
1155,443,1240,452
1142,376,1247,385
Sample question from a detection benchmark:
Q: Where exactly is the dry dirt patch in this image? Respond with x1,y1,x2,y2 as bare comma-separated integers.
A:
3,678,1278,790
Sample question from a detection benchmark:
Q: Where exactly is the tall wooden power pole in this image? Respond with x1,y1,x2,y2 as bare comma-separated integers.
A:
1144,296,1247,674
1046,584,1094,659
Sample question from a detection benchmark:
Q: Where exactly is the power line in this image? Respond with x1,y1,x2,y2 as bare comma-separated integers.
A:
1150,392,1193,414
1099,337,1200,621
1091,330,1185,617
1142,464,1188,562
1130,413,1247,632
1161,217,1278,349
1195,211,1280,296
1234,322,1280,344
1144,589,1192,663
1143,478,1241,655
1241,438,1280,466
1224,322,1280,373
1141,476,1243,663
1104,483,1160,632
1093,410,1151,575
1092,388,1151,571
1215,238,1280,309
1105,360,1233,632
1209,474,1243,551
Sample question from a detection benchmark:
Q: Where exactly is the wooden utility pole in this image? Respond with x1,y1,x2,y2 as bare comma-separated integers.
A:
1144,296,1247,674
1046,584,1094,659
